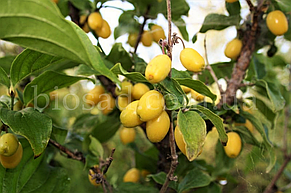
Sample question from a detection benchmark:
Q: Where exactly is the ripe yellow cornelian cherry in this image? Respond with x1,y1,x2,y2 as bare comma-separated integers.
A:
180,48,205,73
145,54,171,84
88,165,101,186
99,93,115,115
127,33,138,47
235,120,254,133
224,132,242,158
123,168,140,183
146,111,170,143
224,38,243,60
95,19,111,39
117,96,131,111
226,0,238,3
86,85,105,106
190,89,205,101
266,10,288,36
88,12,103,30
131,83,150,100
119,127,136,145
0,142,23,169
174,126,186,156
79,15,90,33
141,30,153,47
120,101,143,127
151,24,166,42
181,85,191,94
137,90,165,122
0,133,19,156
115,81,133,96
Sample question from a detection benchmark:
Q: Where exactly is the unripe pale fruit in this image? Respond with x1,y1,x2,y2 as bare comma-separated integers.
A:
95,19,111,39
190,89,205,101
117,96,131,111
226,0,238,3
128,33,138,47
151,25,166,42
224,132,242,158
86,85,105,106
137,90,165,122
88,165,101,186
88,12,103,30
123,168,140,183
181,86,191,94
119,127,136,144
0,142,23,169
79,15,90,33
180,48,205,73
266,10,288,36
146,111,170,143
115,81,133,96
174,126,186,156
141,30,153,47
145,55,171,84
224,38,243,59
120,101,143,127
132,83,150,100
0,133,19,156
99,93,115,115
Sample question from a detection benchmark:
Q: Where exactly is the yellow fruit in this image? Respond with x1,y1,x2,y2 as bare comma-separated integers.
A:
79,15,90,33
115,81,133,96
181,86,191,94
174,126,186,156
266,10,288,36
0,133,19,156
117,96,131,111
86,85,105,106
235,120,254,133
132,83,150,100
0,142,23,169
119,127,136,144
180,48,205,73
95,19,111,39
146,111,170,143
123,168,140,183
141,169,150,178
224,132,242,158
141,30,153,47
226,0,238,3
151,25,166,42
120,101,143,127
128,33,138,47
224,38,243,60
99,93,115,115
145,54,171,84
88,165,101,186
190,89,205,101
88,12,103,30
137,90,165,122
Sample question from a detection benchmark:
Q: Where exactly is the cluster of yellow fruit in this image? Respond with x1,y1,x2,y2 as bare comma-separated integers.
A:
79,12,111,38
0,133,23,169
86,85,115,115
123,168,150,183
127,24,166,47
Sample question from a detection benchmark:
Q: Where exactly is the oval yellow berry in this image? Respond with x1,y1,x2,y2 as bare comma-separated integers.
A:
224,38,243,60
79,15,90,33
190,89,205,101
181,86,191,94
120,101,143,127
146,111,170,143
132,83,150,100
128,33,138,47
99,93,115,115
174,126,186,156
123,168,140,183
95,19,111,39
86,85,105,106
224,132,242,158
266,10,288,36
151,25,166,42
115,81,133,96
0,142,23,169
180,48,205,73
145,54,171,84
117,96,131,111
119,127,136,145
141,30,153,47
137,90,165,122
88,12,103,30
0,133,19,156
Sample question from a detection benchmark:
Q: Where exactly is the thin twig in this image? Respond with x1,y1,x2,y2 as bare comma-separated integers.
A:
245,0,254,11
49,139,86,163
239,82,255,87
102,148,116,175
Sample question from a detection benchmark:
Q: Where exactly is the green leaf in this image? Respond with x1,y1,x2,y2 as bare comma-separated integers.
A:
277,0,291,12
199,14,240,33
10,49,54,86
252,55,266,79
175,78,216,103
0,0,120,85
106,43,134,71
0,55,15,74
0,66,10,88
254,97,278,129
192,33,198,43
75,64,100,76
171,69,192,79
135,147,158,173
195,182,221,193
0,108,52,157
174,18,189,41
0,138,70,193
225,1,241,16
117,182,159,193
114,11,140,39
233,126,261,147
69,0,92,10
23,71,94,105
284,13,291,41
148,172,178,191
89,135,104,159
50,125,67,145
178,168,212,193
178,110,206,161
194,105,227,144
